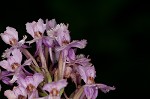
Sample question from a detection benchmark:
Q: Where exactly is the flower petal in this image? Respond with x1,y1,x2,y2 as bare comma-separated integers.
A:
4,90,17,99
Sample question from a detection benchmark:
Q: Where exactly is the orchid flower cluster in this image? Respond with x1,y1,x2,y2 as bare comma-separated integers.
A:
0,19,115,99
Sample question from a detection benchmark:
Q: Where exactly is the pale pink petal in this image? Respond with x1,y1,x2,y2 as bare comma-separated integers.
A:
43,83,54,92
4,90,17,99
0,60,12,71
1,33,12,44
5,27,18,41
55,79,68,91
33,73,44,87
26,22,35,38
85,66,96,79
36,19,46,34
77,66,87,83
11,49,22,64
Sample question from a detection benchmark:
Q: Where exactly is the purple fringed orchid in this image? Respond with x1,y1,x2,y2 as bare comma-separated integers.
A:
26,19,46,40
17,73,44,92
0,18,115,99
0,49,32,83
43,79,68,99
4,86,27,99
0,49,22,72
77,65,115,99
17,73,44,99
0,27,27,58
1,27,18,46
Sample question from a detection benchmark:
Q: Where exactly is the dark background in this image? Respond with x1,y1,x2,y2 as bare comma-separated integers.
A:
0,0,150,98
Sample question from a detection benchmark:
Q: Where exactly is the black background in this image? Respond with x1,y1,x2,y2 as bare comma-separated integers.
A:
0,0,150,98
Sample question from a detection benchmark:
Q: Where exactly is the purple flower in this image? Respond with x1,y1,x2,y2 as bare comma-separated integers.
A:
43,79,68,99
4,86,27,99
17,73,44,92
77,66,115,99
84,84,115,99
1,27,18,46
26,19,46,39
0,49,22,72
47,23,70,46
77,65,96,84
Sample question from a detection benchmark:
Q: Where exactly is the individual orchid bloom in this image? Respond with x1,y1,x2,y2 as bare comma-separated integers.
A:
26,19,46,39
0,49,32,83
4,86,27,99
1,27,18,46
1,35,27,58
77,66,115,99
17,73,44,92
47,23,70,46
84,84,115,99
46,19,57,31
0,49,22,72
43,79,68,99
77,65,96,84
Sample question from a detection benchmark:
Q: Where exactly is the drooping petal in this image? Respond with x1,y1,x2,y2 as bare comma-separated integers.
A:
96,84,115,93
84,86,98,99
56,40,87,51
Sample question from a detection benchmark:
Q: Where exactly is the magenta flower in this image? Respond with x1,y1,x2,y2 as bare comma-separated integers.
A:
26,19,46,39
1,27,18,46
4,86,27,99
43,79,68,99
17,73,44,92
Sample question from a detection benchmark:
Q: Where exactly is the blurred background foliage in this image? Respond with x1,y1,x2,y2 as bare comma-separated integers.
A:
0,0,150,98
